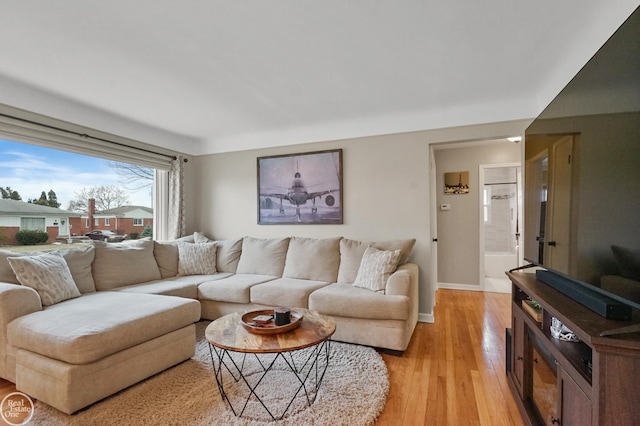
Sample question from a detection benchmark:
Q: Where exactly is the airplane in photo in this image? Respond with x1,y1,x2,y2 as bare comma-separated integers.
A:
260,168,339,222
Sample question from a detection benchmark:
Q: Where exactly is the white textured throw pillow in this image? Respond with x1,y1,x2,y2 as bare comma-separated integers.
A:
178,242,217,275
353,246,402,293
7,253,81,306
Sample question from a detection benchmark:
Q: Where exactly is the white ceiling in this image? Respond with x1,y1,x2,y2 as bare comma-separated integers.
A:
0,1,638,156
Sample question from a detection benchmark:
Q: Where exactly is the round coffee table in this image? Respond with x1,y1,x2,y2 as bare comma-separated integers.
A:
206,309,336,420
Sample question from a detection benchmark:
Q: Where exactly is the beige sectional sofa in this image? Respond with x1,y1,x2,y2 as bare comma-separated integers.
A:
0,233,418,414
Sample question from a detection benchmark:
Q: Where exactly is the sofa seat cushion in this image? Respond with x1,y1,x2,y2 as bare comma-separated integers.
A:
7,292,201,365
309,283,409,321
199,274,277,304
250,278,330,308
170,273,234,284
113,279,199,299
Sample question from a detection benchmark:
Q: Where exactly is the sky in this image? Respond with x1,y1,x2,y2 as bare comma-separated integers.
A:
0,139,153,210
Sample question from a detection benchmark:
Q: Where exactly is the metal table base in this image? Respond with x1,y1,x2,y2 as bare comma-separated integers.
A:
209,340,331,420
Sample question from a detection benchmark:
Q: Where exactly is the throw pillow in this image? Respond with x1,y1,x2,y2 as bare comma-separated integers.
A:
236,237,290,276
7,253,80,306
194,231,211,243
353,246,402,294
178,242,217,275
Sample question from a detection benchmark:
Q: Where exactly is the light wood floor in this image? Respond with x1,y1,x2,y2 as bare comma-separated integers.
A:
0,289,524,425
376,289,524,426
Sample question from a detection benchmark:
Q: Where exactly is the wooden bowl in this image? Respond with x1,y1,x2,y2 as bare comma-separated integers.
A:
241,309,304,335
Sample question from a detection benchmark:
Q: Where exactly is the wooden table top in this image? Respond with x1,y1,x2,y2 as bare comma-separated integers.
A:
205,309,336,353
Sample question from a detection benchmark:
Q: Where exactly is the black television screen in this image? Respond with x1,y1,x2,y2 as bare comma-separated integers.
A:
523,6,640,309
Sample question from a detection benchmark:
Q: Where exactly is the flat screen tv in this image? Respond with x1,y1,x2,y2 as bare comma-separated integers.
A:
523,6,640,311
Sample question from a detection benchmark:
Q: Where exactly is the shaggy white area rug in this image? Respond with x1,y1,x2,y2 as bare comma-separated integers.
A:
30,322,389,425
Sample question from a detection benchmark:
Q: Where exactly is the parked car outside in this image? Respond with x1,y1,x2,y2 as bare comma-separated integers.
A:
84,230,126,242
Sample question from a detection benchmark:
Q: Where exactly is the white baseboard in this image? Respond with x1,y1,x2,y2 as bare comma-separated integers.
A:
437,282,483,292
418,312,434,323
438,279,511,294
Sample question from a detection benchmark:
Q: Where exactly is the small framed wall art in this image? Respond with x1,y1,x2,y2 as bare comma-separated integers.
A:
444,171,470,194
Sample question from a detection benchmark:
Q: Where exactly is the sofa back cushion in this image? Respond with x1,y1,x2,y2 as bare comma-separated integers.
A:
153,233,201,279
236,237,289,276
154,241,179,278
92,239,161,290
215,238,243,273
194,233,243,273
55,245,96,293
337,238,416,283
0,246,96,293
282,237,341,282
0,250,23,284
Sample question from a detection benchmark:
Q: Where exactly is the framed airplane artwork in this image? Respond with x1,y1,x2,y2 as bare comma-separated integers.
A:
257,149,343,224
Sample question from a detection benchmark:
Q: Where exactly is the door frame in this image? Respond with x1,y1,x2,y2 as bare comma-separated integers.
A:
478,162,522,291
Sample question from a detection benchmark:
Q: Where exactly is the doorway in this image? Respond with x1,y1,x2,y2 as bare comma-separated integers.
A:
480,164,521,293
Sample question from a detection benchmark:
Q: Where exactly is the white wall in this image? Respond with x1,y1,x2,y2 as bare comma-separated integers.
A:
186,120,529,318
434,141,522,287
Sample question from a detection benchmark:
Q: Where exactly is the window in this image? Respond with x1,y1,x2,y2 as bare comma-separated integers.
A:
20,217,45,232
0,106,175,247
483,187,491,223
105,218,111,226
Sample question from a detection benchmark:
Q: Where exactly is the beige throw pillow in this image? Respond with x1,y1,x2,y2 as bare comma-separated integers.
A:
353,246,402,294
178,242,217,275
7,253,81,305
193,231,211,243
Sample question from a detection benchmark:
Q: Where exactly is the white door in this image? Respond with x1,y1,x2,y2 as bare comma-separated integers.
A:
58,217,70,237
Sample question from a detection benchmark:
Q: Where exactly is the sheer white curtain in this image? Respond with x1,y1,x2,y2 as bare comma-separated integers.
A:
167,156,186,240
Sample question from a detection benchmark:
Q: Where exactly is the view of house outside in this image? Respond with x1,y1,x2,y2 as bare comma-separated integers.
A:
0,138,154,250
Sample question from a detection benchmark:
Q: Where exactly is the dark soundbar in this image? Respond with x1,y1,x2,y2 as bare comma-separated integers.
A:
536,270,632,321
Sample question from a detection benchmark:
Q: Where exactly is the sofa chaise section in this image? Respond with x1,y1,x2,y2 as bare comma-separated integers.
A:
7,291,201,414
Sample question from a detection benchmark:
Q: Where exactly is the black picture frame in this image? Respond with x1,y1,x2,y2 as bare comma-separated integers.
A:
257,149,343,225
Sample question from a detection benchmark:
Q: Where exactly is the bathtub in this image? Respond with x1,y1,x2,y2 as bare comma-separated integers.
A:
485,252,518,278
